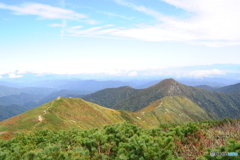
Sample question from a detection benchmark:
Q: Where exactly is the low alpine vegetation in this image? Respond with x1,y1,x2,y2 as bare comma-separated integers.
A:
0,118,239,160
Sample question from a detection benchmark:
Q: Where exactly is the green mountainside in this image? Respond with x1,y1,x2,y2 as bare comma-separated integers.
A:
82,86,140,108
112,79,240,119
195,83,240,93
215,83,240,93
0,97,124,131
0,96,216,132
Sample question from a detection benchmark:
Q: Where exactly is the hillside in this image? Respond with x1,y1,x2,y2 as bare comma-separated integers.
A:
135,96,217,123
0,96,216,132
215,83,240,93
82,86,140,108
0,97,126,131
117,96,217,128
112,79,240,119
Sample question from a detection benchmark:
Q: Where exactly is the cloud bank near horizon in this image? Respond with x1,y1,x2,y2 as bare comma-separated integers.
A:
0,64,237,80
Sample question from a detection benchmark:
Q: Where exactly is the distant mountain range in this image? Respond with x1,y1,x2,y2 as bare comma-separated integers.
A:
1,78,240,122
1,78,240,132
83,79,240,119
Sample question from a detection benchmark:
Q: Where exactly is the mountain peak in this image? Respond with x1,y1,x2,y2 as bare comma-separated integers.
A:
150,78,179,88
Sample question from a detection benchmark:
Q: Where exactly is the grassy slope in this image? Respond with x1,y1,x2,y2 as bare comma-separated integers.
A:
119,96,217,129
0,96,216,132
0,97,125,132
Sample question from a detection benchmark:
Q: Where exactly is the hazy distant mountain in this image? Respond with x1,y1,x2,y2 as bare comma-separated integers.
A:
194,85,218,91
58,80,135,92
38,89,86,105
0,93,43,106
0,85,58,98
112,79,240,119
27,79,138,93
178,80,226,87
19,87,58,96
135,80,161,89
0,104,29,121
82,86,140,108
0,85,22,97
195,83,240,93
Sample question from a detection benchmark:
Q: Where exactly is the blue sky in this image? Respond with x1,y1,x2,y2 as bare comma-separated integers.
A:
0,0,240,79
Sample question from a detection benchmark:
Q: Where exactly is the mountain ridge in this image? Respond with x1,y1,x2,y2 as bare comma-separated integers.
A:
112,79,240,119
0,96,216,132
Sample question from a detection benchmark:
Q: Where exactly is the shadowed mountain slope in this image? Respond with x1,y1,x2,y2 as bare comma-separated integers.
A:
0,104,29,121
215,83,240,93
82,86,140,108
0,93,43,106
112,79,240,119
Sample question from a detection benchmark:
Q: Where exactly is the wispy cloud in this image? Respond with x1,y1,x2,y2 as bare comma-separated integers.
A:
0,2,86,20
49,23,65,27
97,11,133,20
114,0,166,21
0,2,97,25
63,0,240,47
0,2,98,39
64,25,119,38
1,1,240,47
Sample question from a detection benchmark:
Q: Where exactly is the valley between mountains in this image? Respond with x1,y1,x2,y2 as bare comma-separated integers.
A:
1,78,240,132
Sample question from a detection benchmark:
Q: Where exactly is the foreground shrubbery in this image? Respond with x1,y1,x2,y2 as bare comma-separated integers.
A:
0,118,239,160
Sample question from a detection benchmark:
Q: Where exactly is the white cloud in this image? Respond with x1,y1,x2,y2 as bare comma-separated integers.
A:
187,69,225,77
114,0,165,21
128,71,138,76
97,11,133,20
63,0,240,47
0,2,85,20
0,2,96,22
49,23,64,27
8,73,23,78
